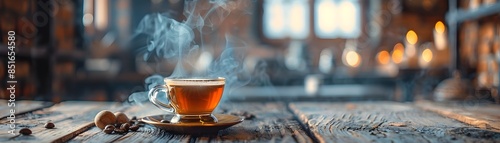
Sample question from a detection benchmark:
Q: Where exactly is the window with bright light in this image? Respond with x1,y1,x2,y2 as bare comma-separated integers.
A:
263,0,309,39
262,0,360,40
314,0,361,39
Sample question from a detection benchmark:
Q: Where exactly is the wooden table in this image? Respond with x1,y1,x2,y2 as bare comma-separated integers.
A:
0,100,499,142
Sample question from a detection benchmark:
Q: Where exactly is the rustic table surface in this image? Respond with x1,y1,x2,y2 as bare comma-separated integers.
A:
0,100,499,143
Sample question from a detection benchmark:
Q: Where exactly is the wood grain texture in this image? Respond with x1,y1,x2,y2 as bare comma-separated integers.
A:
0,100,52,119
290,101,500,143
6,100,499,142
115,103,190,143
416,100,500,131
207,102,313,143
68,103,191,143
0,101,125,143
69,102,313,143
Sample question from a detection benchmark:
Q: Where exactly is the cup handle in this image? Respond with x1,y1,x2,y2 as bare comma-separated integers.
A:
148,85,174,113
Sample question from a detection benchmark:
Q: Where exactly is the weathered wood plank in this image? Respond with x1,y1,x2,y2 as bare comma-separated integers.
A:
290,102,500,143
69,102,313,143
0,101,125,143
113,104,191,143
68,103,191,143
117,104,190,143
207,102,314,143
0,100,53,119
416,100,500,130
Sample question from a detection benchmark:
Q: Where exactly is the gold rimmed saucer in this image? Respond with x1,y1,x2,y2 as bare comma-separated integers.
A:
141,114,244,134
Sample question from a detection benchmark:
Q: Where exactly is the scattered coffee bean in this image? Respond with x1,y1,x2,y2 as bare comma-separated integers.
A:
103,128,114,134
160,120,170,123
104,125,115,130
114,128,126,134
120,123,131,130
44,122,55,129
103,125,116,134
131,116,137,120
129,125,140,131
129,119,139,125
19,128,32,135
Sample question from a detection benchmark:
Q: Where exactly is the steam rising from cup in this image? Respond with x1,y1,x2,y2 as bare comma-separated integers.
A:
128,0,262,105
137,14,194,61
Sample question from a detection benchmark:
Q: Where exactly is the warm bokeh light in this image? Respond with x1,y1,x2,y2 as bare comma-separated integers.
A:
268,4,285,33
377,50,391,65
264,0,308,39
314,0,360,38
316,0,336,34
435,21,445,34
346,51,361,67
263,1,285,38
289,0,309,39
392,43,405,64
434,21,447,50
95,0,108,30
406,30,418,45
338,1,356,33
422,48,433,63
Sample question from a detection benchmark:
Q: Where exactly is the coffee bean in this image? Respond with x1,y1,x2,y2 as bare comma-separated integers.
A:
44,122,55,129
129,125,140,131
103,125,116,134
131,116,137,120
103,128,114,134
19,128,32,135
130,119,141,125
160,120,170,123
120,123,131,130
104,125,115,130
115,123,122,128
114,128,126,134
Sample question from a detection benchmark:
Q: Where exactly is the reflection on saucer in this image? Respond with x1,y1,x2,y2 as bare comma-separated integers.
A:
141,114,244,134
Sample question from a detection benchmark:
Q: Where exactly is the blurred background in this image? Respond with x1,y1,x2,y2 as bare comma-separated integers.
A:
0,0,499,103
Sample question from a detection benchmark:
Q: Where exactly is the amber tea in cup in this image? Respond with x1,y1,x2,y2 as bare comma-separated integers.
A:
148,77,225,123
